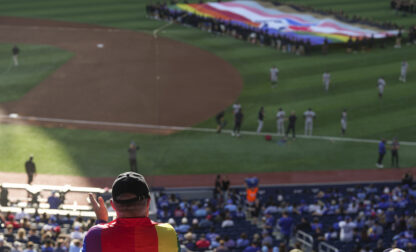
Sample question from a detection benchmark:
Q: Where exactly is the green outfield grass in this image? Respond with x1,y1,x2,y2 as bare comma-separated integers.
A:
1,124,415,177
0,44,72,102
0,0,415,177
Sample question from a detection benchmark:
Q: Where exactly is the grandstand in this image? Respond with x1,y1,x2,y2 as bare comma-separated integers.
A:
0,0,415,251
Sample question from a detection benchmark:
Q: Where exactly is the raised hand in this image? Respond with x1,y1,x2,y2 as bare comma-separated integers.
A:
88,193,108,222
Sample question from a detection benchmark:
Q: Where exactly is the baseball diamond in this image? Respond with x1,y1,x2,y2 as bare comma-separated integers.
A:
0,17,243,132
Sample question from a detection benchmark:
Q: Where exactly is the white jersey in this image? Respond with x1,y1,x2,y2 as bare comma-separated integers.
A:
276,111,286,121
377,78,386,87
270,67,279,81
232,104,241,114
304,110,316,122
341,112,347,129
401,62,408,73
341,112,347,121
323,72,330,83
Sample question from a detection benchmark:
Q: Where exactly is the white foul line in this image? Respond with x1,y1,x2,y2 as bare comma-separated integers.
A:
1,114,416,146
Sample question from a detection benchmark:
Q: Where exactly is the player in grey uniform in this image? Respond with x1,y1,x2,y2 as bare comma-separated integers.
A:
340,109,347,136
322,72,331,91
276,108,286,135
377,77,386,98
12,45,20,67
270,66,279,88
399,61,408,83
304,108,316,136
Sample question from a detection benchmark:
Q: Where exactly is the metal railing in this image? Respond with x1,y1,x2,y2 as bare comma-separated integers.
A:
295,230,314,252
319,242,339,252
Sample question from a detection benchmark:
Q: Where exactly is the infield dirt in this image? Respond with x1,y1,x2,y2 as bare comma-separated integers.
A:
0,17,243,133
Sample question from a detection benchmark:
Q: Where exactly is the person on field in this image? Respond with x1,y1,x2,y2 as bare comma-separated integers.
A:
377,77,386,98
215,111,226,133
232,109,243,137
83,172,179,251
322,71,331,91
276,108,286,136
270,66,279,88
12,45,20,67
128,142,140,173
232,102,241,115
341,109,347,136
304,108,316,136
257,107,264,134
391,137,400,168
286,111,297,139
399,60,408,83
25,155,36,185
376,139,387,168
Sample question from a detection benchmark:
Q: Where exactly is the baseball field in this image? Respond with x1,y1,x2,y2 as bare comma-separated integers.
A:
0,0,415,181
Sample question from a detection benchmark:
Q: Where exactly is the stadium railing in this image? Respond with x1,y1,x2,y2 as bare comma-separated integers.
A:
295,230,314,252
319,241,339,252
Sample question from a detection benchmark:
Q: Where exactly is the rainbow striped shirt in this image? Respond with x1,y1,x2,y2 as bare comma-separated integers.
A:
82,217,179,252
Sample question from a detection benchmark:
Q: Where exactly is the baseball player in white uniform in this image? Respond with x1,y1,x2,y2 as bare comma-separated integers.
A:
377,77,386,98
399,61,408,83
341,109,347,136
322,72,331,91
270,66,279,88
276,108,286,135
304,108,316,136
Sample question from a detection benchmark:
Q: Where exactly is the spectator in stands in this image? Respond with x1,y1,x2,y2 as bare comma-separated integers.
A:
199,216,213,229
224,199,237,213
69,239,82,252
41,239,54,252
196,235,210,249
5,215,20,229
264,213,276,232
339,216,357,242
27,229,40,245
221,216,234,228
47,192,61,209
206,228,219,243
236,233,250,249
215,240,229,252
70,225,84,241
4,225,15,243
0,235,11,252
177,217,191,233
243,242,259,252
23,241,35,252
83,172,179,251
16,228,28,245
278,212,293,244
261,230,273,247
223,235,235,249
15,208,29,222
24,155,36,185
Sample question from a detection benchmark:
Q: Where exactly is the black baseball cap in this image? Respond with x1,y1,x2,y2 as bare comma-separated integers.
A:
112,172,150,204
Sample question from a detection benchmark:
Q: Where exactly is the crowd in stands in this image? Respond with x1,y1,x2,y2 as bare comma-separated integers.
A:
1,172,416,251
153,173,416,252
391,0,416,15
0,209,92,252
